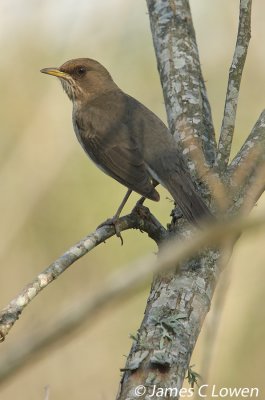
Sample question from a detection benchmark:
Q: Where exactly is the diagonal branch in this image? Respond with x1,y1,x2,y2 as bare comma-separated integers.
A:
146,0,216,169
226,110,265,213
0,207,167,342
228,109,265,179
1,215,265,386
217,0,252,171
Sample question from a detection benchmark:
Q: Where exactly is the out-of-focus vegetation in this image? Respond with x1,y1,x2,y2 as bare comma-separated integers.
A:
0,1,265,399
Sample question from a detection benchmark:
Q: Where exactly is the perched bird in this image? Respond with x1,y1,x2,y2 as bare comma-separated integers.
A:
41,58,212,228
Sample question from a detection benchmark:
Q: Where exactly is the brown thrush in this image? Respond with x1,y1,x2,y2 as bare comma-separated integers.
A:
41,58,212,230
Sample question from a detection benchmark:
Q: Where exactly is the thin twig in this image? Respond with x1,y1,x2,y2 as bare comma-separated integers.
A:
228,109,265,181
217,0,252,170
0,207,167,342
239,160,265,214
225,110,265,214
0,215,265,385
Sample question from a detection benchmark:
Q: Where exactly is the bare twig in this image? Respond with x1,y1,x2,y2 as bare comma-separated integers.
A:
228,109,265,182
217,0,252,170
0,207,167,342
1,215,265,385
224,110,265,214
239,160,265,214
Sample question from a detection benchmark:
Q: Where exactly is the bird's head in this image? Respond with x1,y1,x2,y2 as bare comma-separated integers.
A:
41,58,116,102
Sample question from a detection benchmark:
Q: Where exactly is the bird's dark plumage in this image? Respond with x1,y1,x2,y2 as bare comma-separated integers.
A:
41,58,212,224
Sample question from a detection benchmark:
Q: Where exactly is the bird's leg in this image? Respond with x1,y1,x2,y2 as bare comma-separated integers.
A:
113,189,133,220
132,196,147,223
133,180,159,219
97,189,132,244
134,179,159,208
136,196,146,207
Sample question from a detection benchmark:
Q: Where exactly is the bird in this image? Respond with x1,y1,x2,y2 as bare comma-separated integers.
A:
41,58,212,232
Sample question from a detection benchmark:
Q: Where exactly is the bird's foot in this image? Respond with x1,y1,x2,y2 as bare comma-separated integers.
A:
97,217,124,245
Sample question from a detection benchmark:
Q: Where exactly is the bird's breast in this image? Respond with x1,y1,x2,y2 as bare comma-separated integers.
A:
72,113,112,176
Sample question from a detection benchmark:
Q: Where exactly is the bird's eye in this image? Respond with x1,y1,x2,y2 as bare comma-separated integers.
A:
76,67,86,77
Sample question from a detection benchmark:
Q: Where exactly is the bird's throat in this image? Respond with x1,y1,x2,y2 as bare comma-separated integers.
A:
60,77,83,102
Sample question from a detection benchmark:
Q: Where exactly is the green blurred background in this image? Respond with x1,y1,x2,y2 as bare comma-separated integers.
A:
1,1,265,399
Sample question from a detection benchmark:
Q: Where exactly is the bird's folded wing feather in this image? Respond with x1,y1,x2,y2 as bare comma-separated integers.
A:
88,127,158,200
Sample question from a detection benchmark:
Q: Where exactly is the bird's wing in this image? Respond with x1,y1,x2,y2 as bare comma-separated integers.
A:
88,126,159,201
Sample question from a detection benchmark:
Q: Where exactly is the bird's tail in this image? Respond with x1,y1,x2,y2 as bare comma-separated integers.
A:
165,173,213,225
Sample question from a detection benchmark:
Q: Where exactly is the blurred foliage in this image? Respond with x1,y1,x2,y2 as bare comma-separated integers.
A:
0,0,265,399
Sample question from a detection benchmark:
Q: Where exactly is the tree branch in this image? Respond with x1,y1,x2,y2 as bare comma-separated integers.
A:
0,206,167,342
1,215,264,386
146,0,216,168
225,110,265,213
217,0,252,170
228,109,265,180
116,1,262,398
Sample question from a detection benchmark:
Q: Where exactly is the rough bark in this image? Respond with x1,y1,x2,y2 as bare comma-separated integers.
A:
217,0,252,170
116,1,259,399
146,0,216,168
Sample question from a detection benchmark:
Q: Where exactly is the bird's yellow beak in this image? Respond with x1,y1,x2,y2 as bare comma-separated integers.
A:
40,68,69,79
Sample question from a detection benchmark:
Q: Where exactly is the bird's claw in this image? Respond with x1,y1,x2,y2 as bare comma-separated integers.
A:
97,217,124,245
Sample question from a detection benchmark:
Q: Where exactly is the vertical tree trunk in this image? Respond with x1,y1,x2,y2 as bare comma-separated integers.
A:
117,0,256,398
116,1,223,398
